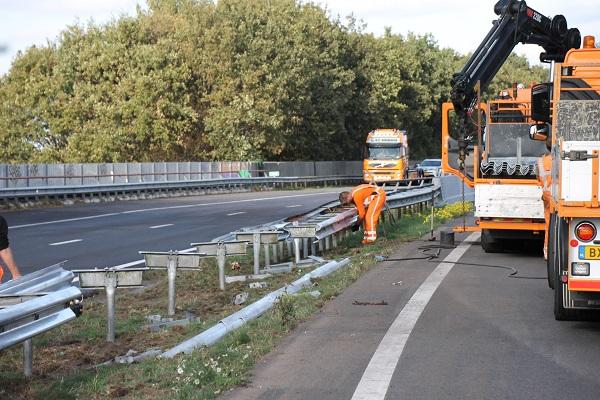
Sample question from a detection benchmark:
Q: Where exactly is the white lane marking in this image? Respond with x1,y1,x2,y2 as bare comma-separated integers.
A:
116,247,197,270
10,192,334,229
351,231,481,400
49,239,83,246
286,204,302,208
149,224,174,229
226,212,246,216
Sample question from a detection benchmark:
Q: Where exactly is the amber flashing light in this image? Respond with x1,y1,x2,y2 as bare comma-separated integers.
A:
583,35,596,49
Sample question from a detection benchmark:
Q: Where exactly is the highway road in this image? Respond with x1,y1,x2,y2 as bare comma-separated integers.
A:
222,229,600,400
0,188,343,280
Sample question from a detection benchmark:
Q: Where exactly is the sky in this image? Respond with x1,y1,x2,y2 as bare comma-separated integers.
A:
1,0,599,75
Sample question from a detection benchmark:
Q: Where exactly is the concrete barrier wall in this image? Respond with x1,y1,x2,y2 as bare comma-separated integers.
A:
439,175,475,205
0,161,360,188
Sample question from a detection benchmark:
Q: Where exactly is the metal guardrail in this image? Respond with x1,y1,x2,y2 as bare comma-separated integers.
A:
284,183,439,241
0,262,73,296
0,175,363,205
0,264,82,377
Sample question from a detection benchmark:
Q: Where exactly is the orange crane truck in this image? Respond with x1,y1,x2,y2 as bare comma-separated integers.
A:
442,86,548,252
529,35,600,320
441,0,580,254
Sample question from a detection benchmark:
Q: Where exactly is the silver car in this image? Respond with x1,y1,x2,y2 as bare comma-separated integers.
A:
419,159,442,177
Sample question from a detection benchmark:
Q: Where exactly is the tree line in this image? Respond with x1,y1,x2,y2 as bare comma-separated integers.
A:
0,0,548,163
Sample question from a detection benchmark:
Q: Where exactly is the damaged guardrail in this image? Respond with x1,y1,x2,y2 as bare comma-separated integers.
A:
161,258,351,357
284,184,439,242
0,263,83,377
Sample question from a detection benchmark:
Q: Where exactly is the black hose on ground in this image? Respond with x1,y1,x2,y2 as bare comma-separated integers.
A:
379,243,546,280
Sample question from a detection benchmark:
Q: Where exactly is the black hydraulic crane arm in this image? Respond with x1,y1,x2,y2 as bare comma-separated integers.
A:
451,0,581,121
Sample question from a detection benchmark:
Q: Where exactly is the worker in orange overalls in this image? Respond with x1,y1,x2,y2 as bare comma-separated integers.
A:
339,184,387,244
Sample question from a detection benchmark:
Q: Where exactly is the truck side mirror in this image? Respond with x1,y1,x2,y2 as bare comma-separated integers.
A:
531,83,552,123
529,123,549,141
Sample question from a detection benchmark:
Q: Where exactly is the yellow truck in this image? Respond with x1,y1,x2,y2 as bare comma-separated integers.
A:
363,129,413,183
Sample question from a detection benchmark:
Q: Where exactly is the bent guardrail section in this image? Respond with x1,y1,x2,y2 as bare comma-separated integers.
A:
0,264,83,376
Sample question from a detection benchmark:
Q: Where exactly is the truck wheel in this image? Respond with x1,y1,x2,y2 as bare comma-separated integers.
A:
547,214,556,290
481,229,502,253
553,217,582,321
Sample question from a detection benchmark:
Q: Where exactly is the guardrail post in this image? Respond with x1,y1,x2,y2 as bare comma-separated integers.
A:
302,238,309,258
263,243,271,269
430,190,435,240
332,233,337,248
252,233,261,275
278,242,284,261
217,244,226,291
105,272,117,342
286,240,293,260
167,256,177,317
23,339,33,377
272,243,279,263
325,236,331,251
311,240,317,255
293,238,301,265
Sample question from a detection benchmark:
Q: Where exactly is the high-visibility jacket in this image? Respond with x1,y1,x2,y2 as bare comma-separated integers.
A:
351,184,387,243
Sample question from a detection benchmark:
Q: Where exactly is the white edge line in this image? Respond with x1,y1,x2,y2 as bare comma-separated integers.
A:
351,231,481,400
11,213,120,229
226,212,246,216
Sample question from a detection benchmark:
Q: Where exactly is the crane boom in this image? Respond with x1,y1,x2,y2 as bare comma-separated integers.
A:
451,0,581,143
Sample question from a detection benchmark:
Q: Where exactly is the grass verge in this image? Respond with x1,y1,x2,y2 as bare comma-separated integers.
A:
0,202,473,399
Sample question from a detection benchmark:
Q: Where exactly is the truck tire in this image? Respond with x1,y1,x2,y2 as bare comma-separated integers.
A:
481,229,503,253
553,217,582,321
547,214,556,289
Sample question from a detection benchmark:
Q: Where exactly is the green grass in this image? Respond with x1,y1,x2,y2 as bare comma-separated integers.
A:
0,202,472,399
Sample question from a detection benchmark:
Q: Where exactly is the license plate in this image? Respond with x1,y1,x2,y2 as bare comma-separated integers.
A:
579,246,600,260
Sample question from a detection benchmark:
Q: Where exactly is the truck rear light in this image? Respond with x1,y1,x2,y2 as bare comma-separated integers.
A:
572,262,591,276
570,239,578,247
575,222,596,242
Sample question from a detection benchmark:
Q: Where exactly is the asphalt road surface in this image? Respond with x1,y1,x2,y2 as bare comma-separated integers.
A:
222,229,600,400
0,188,344,280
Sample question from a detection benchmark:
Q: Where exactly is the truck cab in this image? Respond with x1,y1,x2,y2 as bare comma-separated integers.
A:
363,129,409,183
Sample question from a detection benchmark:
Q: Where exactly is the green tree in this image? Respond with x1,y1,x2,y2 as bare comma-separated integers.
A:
0,0,550,163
